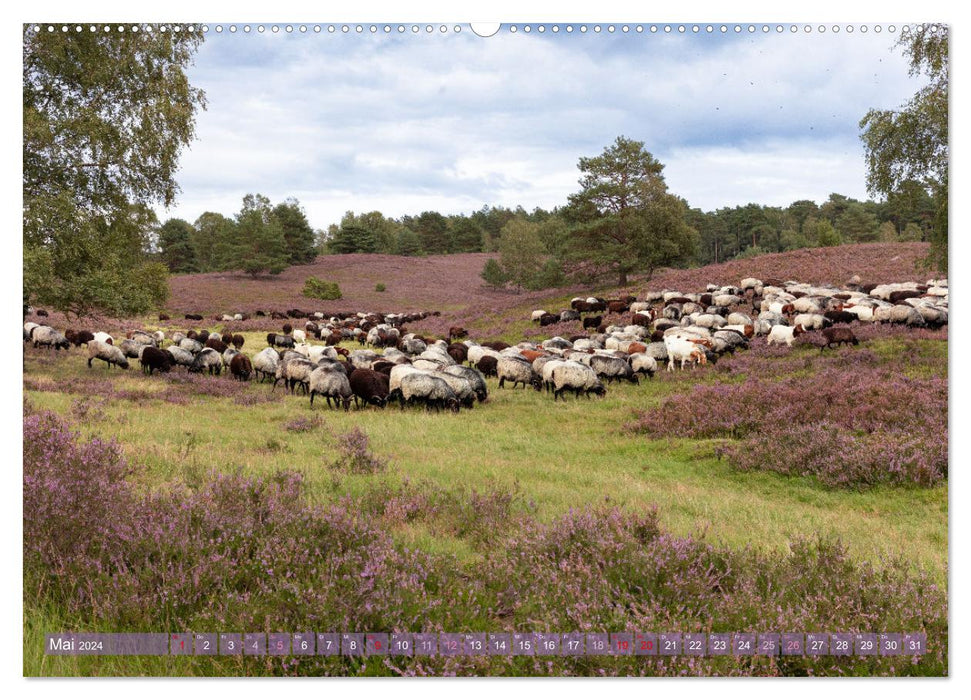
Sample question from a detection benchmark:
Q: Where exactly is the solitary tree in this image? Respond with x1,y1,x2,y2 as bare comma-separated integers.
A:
23,25,206,315
480,258,508,290
498,218,546,291
565,136,697,285
860,24,948,272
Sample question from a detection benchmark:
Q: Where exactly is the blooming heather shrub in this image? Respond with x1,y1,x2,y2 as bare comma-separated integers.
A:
628,366,947,488
70,397,108,422
23,405,946,675
330,427,388,474
284,415,324,433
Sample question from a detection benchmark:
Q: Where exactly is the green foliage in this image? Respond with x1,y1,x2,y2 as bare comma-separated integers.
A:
375,283,386,292
815,219,842,248
158,218,198,273
498,218,546,291
273,198,318,265
414,211,450,254
394,228,423,256
779,228,809,251
192,212,235,272
480,258,508,290
302,277,343,300
565,136,697,285
733,245,770,260
23,25,205,315
222,194,289,277
837,202,881,243
448,217,484,252
860,24,948,273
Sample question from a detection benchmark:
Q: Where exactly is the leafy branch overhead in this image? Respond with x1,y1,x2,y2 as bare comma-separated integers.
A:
23,26,206,316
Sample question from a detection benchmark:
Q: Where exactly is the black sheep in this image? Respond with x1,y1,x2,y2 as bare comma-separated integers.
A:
476,355,498,377
582,315,602,330
349,368,390,408
140,346,173,375
230,353,253,381
539,313,560,327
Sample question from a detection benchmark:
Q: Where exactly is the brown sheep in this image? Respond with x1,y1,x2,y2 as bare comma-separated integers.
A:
230,353,253,381
820,326,859,351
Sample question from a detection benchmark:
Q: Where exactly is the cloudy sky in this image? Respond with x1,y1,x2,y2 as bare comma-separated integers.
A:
161,23,926,231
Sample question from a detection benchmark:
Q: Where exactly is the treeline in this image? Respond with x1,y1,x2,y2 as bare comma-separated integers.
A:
156,163,940,292
157,194,317,276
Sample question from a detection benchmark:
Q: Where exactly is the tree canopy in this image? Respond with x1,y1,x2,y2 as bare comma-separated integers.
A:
23,25,206,316
564,136,697,285
860,24,948,272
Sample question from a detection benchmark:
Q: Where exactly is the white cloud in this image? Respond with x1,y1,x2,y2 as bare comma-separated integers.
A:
159,27,926,228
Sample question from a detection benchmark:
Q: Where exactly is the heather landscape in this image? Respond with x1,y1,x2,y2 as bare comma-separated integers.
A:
23,243,948,677
23,22,949,681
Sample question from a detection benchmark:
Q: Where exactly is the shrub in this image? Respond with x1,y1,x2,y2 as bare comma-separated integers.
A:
302,276,342,300
375,283,386,292
329,427,388,474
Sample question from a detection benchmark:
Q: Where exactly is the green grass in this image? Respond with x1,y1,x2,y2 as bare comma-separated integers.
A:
22,337,948,583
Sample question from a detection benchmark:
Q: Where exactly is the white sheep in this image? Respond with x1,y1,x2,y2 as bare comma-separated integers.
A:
87,340,129,369
766,324,805,347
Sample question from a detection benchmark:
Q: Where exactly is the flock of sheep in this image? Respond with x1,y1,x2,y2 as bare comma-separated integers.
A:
23,274,947,413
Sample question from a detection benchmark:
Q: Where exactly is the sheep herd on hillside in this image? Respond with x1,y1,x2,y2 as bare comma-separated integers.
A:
23,274,947,413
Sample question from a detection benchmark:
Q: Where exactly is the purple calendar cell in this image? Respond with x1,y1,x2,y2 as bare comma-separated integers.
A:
684,633,706,656
488,633,511,656
658,633,682,656
879,633,903,656
635,633,657,656
219,633,242,656
610,632,633,656
585,633,610,656
536,633,560,656
708,634,731,656
291,633,314,655
244,633,266,656
439,633,463,656
366,633,389,656
110,634,168,655
414,633,438,656
855,633,878,656
464,633,487,656
169,633,192,656
782,633,804,656
733,633,756,656
513,632,536,656
757,633,780,656
268,633,290,656
316,633,340,656
561,633,584,656
390,633,413,656
341,633,365,656
903,633,927,656
194,633,217,656
830,633,853,656
806,633,829,656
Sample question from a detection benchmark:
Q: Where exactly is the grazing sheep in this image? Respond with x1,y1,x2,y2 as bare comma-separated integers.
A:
293,329,307,343
442,365,488,402
252,347,280,382
92,331,114,345
434,371,477,408
497,356,543,390
663,334,708,371
765,324,806,347
231,334,245,349
119,339,148,359
139,346,173,375
551,361,606,400
476,355,498,377
167,346,195,368
349,368,390,408
65,329,95,347
629,353,658,377
189,348,223,375
531,309,549,322
206,337,229,353
582,315,603,330
32,326,70,351
309,365,353,410
87,340,129,370
222,347,240,368
274,354,314,394
398,372,460,412
179,337,204,354
820,327,859,351
230,353,253,381
589,354,638,384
